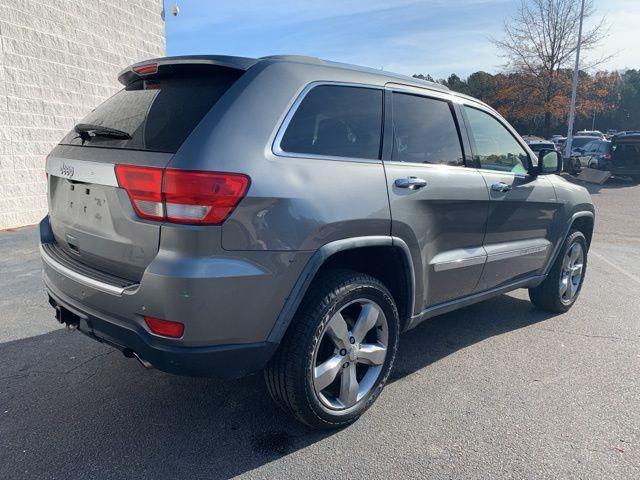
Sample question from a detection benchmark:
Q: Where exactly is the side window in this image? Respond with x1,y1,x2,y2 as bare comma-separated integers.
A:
391,92,464,166
279,85,382,160
583,141,597,152
464,106,529,174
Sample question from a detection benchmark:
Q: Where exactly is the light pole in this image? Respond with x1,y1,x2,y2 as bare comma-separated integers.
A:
564,0,585,159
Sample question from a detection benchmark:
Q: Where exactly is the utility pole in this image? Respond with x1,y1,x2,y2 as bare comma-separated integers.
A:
564,0,585,159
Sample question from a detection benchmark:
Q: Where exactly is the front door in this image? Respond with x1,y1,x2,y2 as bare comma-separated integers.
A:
384,89,489,311
462,105,559,291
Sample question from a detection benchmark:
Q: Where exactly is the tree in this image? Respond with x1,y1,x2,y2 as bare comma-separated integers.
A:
493,0,609,137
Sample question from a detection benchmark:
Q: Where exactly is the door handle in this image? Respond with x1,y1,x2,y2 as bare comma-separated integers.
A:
491,182,512,193
395,177,427,189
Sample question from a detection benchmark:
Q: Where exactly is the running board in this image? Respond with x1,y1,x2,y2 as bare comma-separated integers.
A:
406,275,546,330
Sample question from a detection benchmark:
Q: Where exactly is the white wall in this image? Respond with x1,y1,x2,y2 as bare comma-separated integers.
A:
0,0,165,229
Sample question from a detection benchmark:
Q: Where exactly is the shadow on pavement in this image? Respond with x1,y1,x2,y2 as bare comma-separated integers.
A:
562,174,638,195
0,293,553,480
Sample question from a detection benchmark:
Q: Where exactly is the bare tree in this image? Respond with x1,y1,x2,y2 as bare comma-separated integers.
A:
493,0,609,136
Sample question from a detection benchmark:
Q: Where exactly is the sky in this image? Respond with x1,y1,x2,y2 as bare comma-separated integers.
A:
165,0,640,80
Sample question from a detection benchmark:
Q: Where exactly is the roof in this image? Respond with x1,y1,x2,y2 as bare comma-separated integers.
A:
119,54,449,92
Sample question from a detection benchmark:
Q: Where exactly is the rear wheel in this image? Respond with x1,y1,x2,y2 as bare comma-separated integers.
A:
529,230,587,313
265,270,399,429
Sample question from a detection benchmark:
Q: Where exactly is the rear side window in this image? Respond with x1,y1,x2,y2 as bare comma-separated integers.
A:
464,106,529,174
60,68,241,153
392,92,463,165
279,85,383,160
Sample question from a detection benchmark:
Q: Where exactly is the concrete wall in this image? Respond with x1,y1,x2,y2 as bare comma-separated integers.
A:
0,0,165,229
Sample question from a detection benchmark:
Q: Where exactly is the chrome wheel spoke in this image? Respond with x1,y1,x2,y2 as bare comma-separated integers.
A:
559,277,569,296
314,354,343,391
352,303,380,343
571,263,583,276
357,343,386,366
569,244,581,263
325,312,350,349
566,276,575,299
339,363,359,408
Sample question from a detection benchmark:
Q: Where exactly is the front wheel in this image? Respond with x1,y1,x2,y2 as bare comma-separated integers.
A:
529,230,587,313
265,270,399,429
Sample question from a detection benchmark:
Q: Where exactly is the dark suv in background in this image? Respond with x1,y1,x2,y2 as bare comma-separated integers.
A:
577,133,640,181
40,55,594,429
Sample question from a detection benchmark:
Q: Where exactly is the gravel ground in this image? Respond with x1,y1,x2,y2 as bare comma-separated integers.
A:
1,177,639,479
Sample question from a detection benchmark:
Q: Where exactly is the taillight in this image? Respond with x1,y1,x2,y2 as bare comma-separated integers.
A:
115,165,250,225
115,165,164,221
133,63,158,75
164,170,250,224
144,316,184,338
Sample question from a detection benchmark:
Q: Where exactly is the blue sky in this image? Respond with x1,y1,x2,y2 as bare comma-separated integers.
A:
165,0,639,80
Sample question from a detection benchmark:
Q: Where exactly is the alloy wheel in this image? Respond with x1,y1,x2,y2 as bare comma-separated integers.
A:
559,242,584,304
312,299,388,410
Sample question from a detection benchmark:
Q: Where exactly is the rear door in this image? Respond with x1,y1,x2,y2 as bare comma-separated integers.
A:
46,65,242,281
383,87,489,310
461,104,558,290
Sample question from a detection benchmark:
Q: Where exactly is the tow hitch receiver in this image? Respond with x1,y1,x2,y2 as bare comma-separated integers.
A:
50,298,80,330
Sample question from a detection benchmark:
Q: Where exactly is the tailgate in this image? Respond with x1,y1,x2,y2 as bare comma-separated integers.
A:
44,61,245,281
612,137,640,171
46,146,173,281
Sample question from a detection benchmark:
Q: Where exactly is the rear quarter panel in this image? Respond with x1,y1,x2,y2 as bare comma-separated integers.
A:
170,62,392,251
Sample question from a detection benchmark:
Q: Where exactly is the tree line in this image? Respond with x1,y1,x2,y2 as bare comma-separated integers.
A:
413,69,640,137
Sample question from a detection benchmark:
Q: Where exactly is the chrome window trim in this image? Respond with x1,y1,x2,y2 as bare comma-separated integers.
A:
46,157,119,187
272,81,385,164
383,160,471,171
40,244,138,296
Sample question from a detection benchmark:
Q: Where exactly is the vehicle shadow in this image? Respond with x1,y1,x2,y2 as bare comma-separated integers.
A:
562,174,637,195
0,293,553,480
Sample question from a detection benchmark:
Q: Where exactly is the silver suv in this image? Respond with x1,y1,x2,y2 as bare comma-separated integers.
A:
40,55,594,429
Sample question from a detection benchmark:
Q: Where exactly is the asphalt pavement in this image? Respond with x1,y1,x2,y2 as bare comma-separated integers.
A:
1,177,639,479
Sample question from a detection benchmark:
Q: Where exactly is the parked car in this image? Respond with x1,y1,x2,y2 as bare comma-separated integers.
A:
579,133,640,181
576,130,605,140
40,55,595,429
527,139,557,154
562,135,603,174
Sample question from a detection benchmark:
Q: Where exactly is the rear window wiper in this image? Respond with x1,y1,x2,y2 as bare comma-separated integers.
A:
74,123,131,141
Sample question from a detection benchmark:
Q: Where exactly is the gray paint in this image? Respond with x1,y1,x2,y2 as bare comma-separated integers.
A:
40,55,595,374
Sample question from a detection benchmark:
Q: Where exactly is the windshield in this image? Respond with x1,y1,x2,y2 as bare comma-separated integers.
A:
60,68,241,153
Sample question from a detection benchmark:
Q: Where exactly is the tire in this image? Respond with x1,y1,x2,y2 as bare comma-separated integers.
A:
265,269,399,429
529,230,587,313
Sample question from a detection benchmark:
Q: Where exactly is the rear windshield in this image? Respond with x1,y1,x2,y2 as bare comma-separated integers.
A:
60,68,242,153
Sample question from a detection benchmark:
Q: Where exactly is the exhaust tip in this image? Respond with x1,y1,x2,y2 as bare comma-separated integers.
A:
123,349,153,369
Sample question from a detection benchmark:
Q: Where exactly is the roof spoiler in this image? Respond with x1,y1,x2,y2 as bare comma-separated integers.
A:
117,55,258,86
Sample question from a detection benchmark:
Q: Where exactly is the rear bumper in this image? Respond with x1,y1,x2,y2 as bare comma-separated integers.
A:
39,215,311,377
46,281,277,378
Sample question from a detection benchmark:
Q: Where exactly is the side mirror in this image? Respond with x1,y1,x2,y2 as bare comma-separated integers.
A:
537,149,562,175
